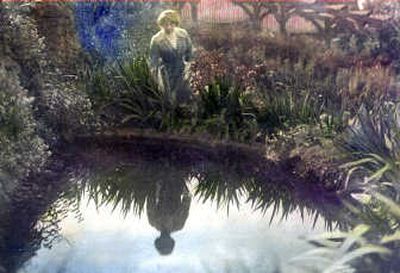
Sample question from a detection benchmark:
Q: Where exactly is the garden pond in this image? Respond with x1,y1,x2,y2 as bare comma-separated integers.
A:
0,137,351,273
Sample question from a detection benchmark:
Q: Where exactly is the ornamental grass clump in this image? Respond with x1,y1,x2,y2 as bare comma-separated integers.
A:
194,77,258,142
84,56,192,131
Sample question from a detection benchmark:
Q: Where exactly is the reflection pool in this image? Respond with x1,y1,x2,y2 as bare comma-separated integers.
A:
2,141,347,273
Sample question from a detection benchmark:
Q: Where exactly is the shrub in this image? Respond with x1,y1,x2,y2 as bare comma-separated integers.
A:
189,49,228,94
375,19,400,74
2,3,95,144
0,64,49,190
0,5,51,186
336,64,396,113
40,78,95,142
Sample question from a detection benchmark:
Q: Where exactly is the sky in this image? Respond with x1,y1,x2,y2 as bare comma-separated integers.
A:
19,194,330,273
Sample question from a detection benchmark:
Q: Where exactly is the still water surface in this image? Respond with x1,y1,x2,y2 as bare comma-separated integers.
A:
20,186,330,273
2,142,346,273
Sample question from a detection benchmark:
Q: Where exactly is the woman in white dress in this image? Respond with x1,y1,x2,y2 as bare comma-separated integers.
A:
150,10,194,104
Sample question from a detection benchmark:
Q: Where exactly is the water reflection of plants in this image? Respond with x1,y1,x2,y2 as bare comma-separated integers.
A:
76,164,163,216
192,167,346,231
73,160,345,231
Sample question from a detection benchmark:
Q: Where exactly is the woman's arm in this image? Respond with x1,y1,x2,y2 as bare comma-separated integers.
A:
184,31,193,62
149,36,161,73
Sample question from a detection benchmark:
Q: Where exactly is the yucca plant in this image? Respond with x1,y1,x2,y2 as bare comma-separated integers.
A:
195,77,258,142
83,55,192,130
113,56,177,129
338,102,400,195
292,191,400,273
290,223,391,273
301,100,400,272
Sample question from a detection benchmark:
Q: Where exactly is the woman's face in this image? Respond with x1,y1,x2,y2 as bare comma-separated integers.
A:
162,21,176,35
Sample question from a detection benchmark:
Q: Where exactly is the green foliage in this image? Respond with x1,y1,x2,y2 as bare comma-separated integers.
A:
0,65,49,188
255,62,346,138
194,78,258,142
292,190,400,273
84,56,191,130
304,102,400,272
40,79,95,141
191,163,344,230
0,2,97,208
256,80,318,132
376,20,400,74
84,52,352,144
1,3,95,143
82,65,114,112
291,223,391,273
113,57,167,128
84,58,259,141
85,29,399,147
338,103,400,194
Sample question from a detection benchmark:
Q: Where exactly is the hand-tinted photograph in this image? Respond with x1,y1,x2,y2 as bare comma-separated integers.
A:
1,0,399,272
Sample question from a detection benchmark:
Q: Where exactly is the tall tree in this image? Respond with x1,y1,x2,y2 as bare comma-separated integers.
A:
269,2,303,37
190,2,199,25
232,1,313,35
231,1,274,31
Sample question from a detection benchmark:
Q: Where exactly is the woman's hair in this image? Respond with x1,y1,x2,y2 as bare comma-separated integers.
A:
155,233,175,255
157,9,181,27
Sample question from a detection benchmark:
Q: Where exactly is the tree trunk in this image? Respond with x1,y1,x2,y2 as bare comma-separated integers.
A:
275,6,289,37
252,17,262,31
190,3,198,25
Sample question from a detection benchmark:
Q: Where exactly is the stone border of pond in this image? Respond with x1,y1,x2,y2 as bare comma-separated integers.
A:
72,128,346,195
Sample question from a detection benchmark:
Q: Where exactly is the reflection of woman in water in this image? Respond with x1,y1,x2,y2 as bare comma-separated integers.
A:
146,176,191,255
149,10,193,104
